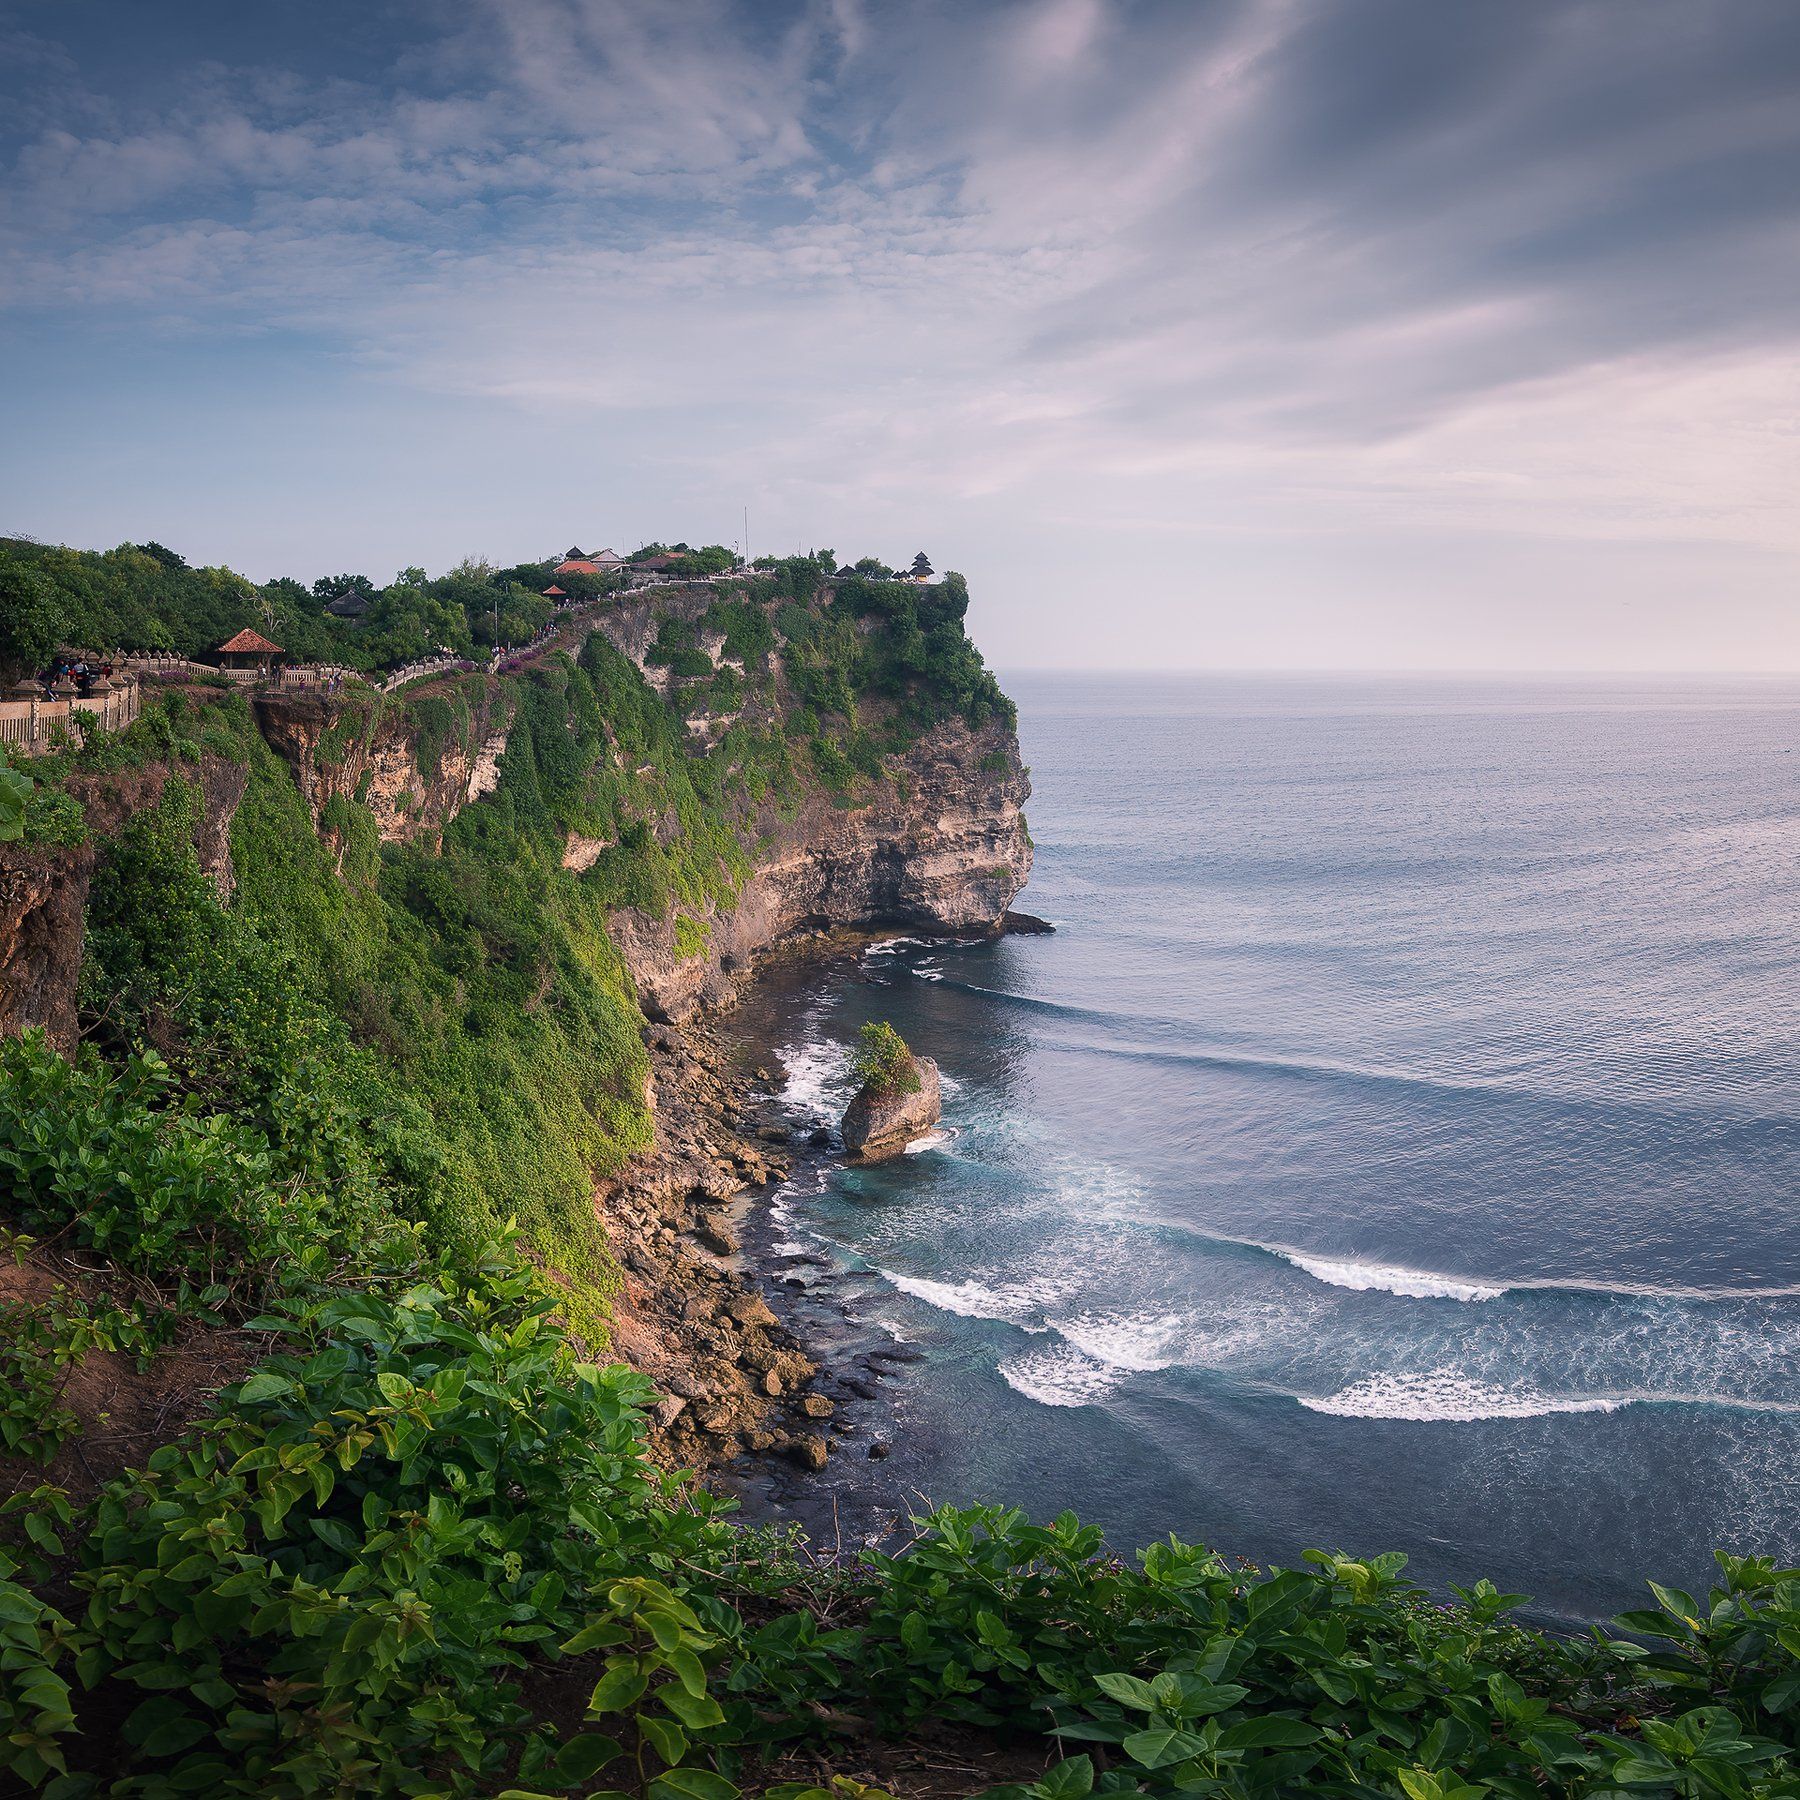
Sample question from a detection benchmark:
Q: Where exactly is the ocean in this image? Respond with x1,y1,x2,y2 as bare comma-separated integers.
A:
738,672,1800,1624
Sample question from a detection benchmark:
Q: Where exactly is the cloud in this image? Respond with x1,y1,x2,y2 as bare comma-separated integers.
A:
2,0,1798,653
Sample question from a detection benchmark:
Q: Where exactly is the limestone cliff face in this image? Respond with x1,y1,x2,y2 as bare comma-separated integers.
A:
610,714,1032,1021
252,689,511,848
2,587,1029,1049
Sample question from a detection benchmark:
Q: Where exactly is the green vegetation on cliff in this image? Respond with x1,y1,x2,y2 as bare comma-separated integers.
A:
3,550,1793,1798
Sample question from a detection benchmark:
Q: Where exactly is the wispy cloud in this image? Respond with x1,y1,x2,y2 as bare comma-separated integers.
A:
2,0,1798,664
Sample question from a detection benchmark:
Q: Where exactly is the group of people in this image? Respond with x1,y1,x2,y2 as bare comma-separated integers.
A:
30,656,117,698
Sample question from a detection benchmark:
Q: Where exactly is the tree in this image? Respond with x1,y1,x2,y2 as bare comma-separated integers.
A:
851,1019,920,1096
312,573,378,603
135,541,189,572
0,554,68,677
910,551,933,579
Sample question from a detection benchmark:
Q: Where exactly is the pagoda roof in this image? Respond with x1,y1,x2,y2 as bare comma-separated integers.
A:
216,628,285,655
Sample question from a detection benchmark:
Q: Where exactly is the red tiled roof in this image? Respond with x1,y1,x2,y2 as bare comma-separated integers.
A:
542,585,566,596
554,559,602,576
216,628,285,655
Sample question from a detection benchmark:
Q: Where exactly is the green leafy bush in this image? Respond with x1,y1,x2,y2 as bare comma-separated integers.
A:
0,1033,408,1303
850,1020,919,1097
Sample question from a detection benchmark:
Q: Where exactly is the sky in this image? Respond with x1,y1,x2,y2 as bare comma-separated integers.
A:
2,0,1798,672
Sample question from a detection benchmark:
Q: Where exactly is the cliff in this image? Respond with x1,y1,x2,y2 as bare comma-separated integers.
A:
0,570,1027,1345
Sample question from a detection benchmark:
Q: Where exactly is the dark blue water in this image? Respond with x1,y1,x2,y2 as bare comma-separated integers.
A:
756,674,1800,1622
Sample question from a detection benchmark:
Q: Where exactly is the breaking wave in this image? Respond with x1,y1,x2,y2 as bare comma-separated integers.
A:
999,1345,1123,1407
1280,1253,1507,1303
1300,1370,1625,1422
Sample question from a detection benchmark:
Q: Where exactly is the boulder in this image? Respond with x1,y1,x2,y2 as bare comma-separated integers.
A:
840,1056,941,1160
786,1434,830,1471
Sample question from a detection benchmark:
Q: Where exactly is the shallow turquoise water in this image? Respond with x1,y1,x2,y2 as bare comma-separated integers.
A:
753,673,1800,1621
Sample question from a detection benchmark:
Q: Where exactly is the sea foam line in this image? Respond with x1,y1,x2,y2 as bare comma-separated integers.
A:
1280,1252,1506,1303
1298,1370,1800,1424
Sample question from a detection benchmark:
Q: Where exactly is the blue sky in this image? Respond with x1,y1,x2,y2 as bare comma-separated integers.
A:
3,0,1798,670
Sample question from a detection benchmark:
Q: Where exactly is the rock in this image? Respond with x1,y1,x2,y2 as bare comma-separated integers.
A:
1001,909,1055,934
761,1370,783,1396
728,1292,778,1330
697,1221,738,1256
745,1429,776,1452
841,1056,941,1160
807,1127,833,1148
844,1378,880,1401
757,1124,790,1144
799,1394,835,1418
787,1434,830,1471
868,1441,892,1460
652,1395,687,1429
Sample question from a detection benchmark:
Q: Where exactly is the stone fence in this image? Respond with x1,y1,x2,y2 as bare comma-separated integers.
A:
0,677,142,758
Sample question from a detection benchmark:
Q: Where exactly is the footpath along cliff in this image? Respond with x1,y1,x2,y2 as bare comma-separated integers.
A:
0,555,1028,1478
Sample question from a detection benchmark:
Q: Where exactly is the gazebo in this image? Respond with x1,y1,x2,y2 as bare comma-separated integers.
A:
213,628,287,676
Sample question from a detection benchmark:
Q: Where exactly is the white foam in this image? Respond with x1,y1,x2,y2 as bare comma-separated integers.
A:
777,1036,852,1123
903,1129,951,1155
1053,1311,1184,1372
882,1270,1062,1325
1301,1369,1623,1422
1283,1252,1506,1303
999,1344,1123,1407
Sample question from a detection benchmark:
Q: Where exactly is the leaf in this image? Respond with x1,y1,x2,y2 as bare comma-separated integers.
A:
562,1619,630,1655
640,1715,688,1766
1121,1729,1208,1770
1035,1757,1095,1799
1647,1582,1700,1625
1093,1672,1159,1712
234,1371,293,1406
141,1715,212,1758
648,1771,739,1800
1216,1717,1320,1752
586,1664,649,1715
661,1685,726,1730
550,1733,623,1783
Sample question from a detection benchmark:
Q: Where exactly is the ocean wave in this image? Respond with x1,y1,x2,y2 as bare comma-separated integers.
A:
1281,1252,1507,1303
903,1128,952,1155
1297,1370,1800,1423
882,1270,1063,1325
777,1036,852,1121
1300,1370,1623,1421
943,981,1793,1126
999,1344,1123,1407
1052,1310,1185,1371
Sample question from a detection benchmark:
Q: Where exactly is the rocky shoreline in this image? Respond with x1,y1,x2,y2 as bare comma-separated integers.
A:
595,931,923,1494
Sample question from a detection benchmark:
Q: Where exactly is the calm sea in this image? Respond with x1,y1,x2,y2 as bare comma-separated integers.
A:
743,673,1800,1622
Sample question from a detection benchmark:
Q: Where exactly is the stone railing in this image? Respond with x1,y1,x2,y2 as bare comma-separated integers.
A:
0,678,142,758
273,663,362,692
382,654,471,694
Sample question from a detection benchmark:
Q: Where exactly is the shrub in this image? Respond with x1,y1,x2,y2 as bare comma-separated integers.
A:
850,1020,919,1097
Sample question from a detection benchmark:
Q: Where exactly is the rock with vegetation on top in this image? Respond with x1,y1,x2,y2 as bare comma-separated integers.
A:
840,1019,940,1159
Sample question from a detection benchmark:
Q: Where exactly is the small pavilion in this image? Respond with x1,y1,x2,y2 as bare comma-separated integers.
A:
213,628,288,676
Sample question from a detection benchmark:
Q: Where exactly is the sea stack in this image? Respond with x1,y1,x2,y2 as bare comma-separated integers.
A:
841,1020,941,1160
